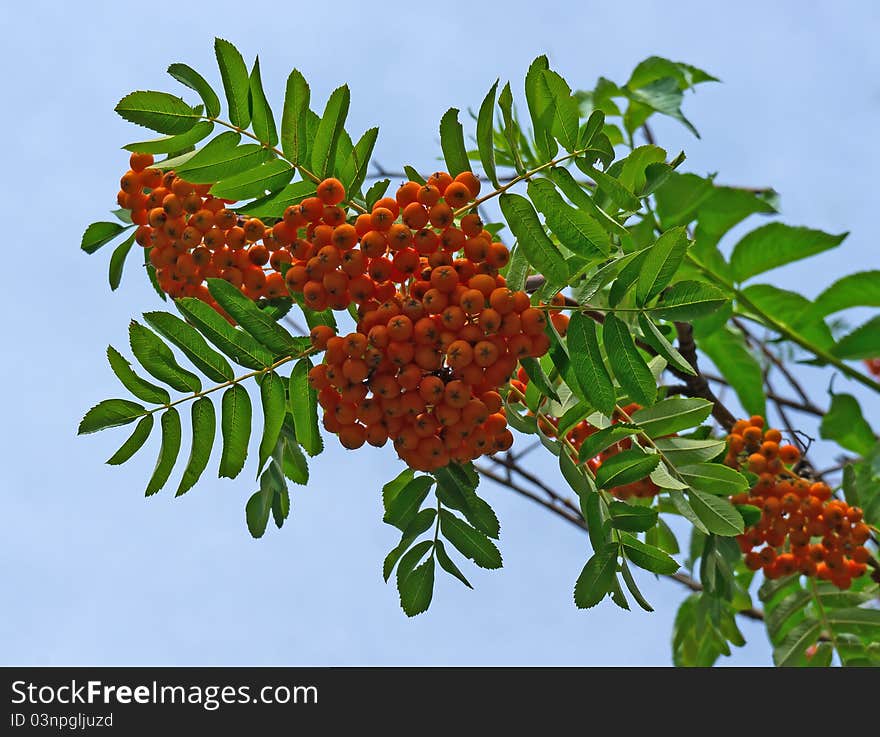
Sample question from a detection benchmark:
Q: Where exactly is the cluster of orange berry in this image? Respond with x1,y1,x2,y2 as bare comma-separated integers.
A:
118,153,294,309
301,174,557,470
727,416,871,590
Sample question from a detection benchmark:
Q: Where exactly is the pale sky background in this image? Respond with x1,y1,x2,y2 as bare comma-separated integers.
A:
1,0,878,665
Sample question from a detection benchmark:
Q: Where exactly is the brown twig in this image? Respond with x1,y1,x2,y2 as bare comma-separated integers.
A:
674,323,738,430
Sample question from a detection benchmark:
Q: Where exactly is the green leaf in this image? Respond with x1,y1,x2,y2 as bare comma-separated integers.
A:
206,278,298,356
525,56,557,160
583,164,641,212
625,78,700,137
730,223,847,283
687,489,744,536
527,179,610,261
825,607,880,635
107,231,135,290
383,512,435,582
115,90,200,135
167,63,221,118
129,321,201,393
213,38,250,128
280,429,309,485
547,166,629,236
176,135,273,184
820,393,876,456
637,315,696,376
81,221,129,254
668,489,708,534
620,533,679,574
740,284,834,350
434,539,473,589
476,79,499,187
577,423,640,462
143,311,234,383
653,280,728,321
106,414,154,465
619,557,654,612
439,107,470,177
559,449,593,496
238,180,316,218
434,464,499,538
573,543,618,608
566,312,615,415
289,358,322,456
176,397,216,496
811,271,880,317
124,121,215,155
280,69,310,165
219,384,251,479
311,85,350,178
636,227,689,305
654,437,726,465
697,327,766,417
765,588,812,641
535,69,580,152
176,297,274,369
679,463,749,496
596,449,661,490
609,501,658,532
631,398,712,437
384,476,434,531
340,127,379,196
618,145,667,194
246,487,272,538
602,314,656,407
439,510,502,569
833,316,880,361
773,618,822,667
248,57,277,146
145,408,181,496
519,356,559,402
272,483,290,529
382,468,415,513
257,372,286,474
364,179,390,210
144,248,166,301
399,557,435,617
107,346,170,407
209,159,294,200
499,193,568,286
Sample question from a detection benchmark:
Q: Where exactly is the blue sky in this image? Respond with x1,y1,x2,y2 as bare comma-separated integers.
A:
1,0,878,665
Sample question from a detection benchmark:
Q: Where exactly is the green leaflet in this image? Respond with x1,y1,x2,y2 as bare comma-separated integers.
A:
602,314,656,407
698,327,766,417
167,63,221,118
524,55,557,160
439,510,502,569
637,315,696,376
577,423,640,462
833,316,880,360
145,408,181,496
311,85,350,179
176,297,274,369
280,69,310,165
81,221,130,254
730,222,847,283
106,346,170,404
499,193,568,286
811,270,880,317
678,463,749,496
143,311,234,383
595,449,660,489
115,90,200,135
176,137,273,184
398,557,435,618
433,464,499,539
340,127,379,196
257,372,286,475
565,312,615,415
176,397,216,496
573,543,619,608
434,539,473,589
630,397,712,437
289,358,322,456
620,533,680,574
820,393,876,456
248,56,278,146
527,179,610,261
687,489,744,536
439,107,470,177
535,69,580,152
108,232,136,290
476,79,499,187
219,384,251,479
124,121,215,155
206,278,299,356
129,320,201,393
636,226,689,305
384,476,434,531
608,501,658,532
209,160,294,200
653,280,728,321
214,38,250,128
106,415,154,465
79,399,147,435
